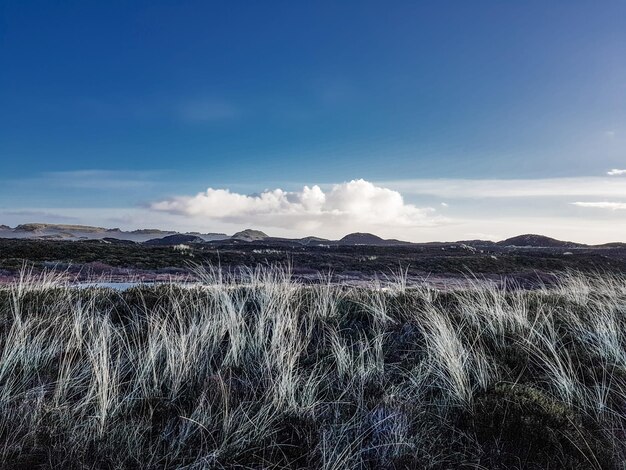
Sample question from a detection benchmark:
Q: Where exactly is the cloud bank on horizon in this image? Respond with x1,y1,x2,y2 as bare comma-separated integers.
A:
143,172,626,242
151,179,446,233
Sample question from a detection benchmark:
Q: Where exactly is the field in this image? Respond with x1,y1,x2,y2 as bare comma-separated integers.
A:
1,237,626,285
1,266,626,469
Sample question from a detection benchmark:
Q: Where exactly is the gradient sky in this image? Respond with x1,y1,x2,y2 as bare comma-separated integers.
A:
1,1,625,242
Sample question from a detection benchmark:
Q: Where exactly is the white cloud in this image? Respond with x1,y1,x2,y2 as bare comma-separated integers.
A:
379,177,626,199
607,169,626,176
151,179,445,236
572,201,626,210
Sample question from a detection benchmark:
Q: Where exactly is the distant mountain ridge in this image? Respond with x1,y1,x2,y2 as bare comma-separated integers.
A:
0,223,227,243
15,223,111,233
0,223,619,247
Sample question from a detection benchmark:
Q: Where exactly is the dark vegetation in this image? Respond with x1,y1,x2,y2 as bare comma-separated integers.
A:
1,238,625,282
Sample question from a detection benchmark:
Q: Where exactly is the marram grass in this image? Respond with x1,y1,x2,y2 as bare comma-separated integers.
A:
0,267,625,469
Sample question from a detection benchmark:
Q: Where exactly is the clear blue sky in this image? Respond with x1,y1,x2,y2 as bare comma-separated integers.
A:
1,1,625,241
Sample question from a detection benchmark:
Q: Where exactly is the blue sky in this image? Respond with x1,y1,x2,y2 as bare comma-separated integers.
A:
1,1,625,241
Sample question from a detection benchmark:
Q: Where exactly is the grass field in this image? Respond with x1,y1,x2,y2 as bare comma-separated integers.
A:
1,266,625,469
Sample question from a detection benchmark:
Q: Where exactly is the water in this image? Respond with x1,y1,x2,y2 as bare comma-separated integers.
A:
76,282,153,291
75,281,200,291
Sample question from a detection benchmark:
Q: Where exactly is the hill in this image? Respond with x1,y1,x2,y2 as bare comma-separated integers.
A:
231,229,269,241
497,234,584,248
298,236,330,245
144,234,205,246
129,228,175,235
339,232,385,244
338,232,411,246
593,242,626,249
15,223,110,233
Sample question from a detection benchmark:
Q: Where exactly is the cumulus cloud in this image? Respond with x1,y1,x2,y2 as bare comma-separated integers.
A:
572,201,626,210
608,169,626,176
151,179,445,234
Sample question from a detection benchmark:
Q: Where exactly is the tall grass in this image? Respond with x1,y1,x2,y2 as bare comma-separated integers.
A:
0,266,625,468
